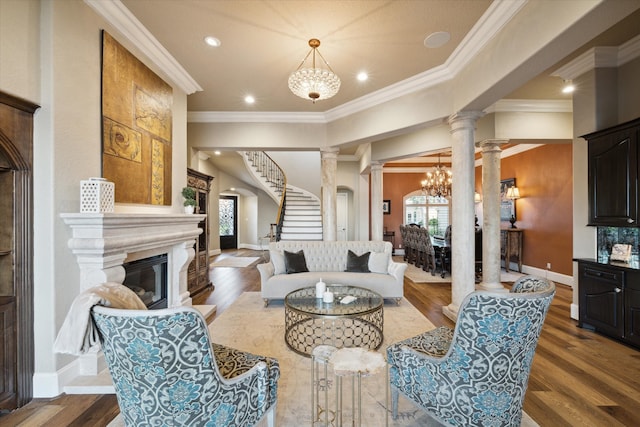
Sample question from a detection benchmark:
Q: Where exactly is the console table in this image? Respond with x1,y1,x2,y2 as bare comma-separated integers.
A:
501,229,523,273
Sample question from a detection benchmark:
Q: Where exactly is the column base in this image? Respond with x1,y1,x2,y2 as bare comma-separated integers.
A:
476,282,508,292
442,304,459,322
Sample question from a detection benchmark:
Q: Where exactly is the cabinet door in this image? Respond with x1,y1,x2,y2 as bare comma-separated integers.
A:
586,124,638,226
578,264,624,338
625,279,640,347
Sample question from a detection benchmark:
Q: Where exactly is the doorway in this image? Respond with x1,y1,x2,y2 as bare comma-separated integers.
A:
219,195,238,249
337,192,348,241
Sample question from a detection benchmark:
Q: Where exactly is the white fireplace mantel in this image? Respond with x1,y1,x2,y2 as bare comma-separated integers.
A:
59,212,212,393
61,212,204,308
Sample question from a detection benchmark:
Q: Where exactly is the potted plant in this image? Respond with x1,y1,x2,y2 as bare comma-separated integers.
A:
181,186,196,214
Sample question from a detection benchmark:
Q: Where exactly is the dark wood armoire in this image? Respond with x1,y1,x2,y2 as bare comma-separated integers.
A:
0,91,39,410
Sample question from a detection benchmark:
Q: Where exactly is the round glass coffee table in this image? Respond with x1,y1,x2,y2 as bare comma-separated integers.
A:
284,285,384,357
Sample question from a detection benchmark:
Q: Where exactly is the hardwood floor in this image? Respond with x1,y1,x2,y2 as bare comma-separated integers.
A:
3,248,639,426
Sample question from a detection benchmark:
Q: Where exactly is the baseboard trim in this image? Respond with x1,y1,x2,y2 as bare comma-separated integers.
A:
522,265,573,287
570,303,579,320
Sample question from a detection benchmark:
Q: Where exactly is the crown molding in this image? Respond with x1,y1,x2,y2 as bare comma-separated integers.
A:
485,99,573,114
552,34,640,80
187,111,327,124
84,0,202,95
618,33,640,65
324,0,527,122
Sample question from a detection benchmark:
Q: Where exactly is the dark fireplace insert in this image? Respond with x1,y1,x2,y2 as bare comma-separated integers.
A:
123,254,168,309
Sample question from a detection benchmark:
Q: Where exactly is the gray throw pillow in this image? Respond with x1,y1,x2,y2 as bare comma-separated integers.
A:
284,250,309,274
345,250,370,272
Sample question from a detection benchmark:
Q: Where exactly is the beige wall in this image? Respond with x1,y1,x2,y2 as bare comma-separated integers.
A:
0,0,40,102
1,0,190,397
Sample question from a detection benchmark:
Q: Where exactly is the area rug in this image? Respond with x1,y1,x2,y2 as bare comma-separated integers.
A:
107,292,538,427
210,256,260,268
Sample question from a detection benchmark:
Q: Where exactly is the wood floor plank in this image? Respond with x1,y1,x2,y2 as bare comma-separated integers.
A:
532,391,626,427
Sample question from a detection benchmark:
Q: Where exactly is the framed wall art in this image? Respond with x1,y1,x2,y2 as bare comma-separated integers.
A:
383,199,391,215
101,31,173,205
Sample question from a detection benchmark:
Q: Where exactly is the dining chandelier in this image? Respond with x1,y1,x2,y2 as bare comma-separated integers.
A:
421,154,452,197
288,38,341,103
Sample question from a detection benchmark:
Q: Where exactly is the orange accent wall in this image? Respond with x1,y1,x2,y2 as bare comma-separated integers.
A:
382,172,436,248
384,144,573,276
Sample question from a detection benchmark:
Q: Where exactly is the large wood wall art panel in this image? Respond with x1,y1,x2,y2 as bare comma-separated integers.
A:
101,31,173,205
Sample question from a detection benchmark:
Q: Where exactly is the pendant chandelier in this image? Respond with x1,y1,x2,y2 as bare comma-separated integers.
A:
288,38,341,103
421,154,452,197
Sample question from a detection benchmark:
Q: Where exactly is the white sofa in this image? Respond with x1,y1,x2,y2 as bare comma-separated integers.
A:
257,240,407,306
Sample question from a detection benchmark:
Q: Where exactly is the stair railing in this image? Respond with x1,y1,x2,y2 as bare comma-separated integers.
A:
245,151,287,240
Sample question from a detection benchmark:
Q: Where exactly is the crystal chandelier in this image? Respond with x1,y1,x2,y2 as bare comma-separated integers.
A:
421,154,452,197
288,38,341,103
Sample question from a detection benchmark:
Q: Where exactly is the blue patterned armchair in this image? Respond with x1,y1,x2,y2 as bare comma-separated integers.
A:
387,276,555,426
92,306,280,427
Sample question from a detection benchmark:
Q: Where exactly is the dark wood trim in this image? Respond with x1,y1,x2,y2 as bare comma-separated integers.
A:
0,91,39,409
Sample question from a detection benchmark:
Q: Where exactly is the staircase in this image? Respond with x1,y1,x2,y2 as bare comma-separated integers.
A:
280,187,322,241
243,151,322,241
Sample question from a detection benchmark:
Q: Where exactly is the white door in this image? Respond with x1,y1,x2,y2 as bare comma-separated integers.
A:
337,192,348,241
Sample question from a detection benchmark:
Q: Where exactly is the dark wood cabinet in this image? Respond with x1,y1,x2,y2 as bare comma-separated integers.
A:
187,168,213,297
625,278,640,347
0,92,39,410
582,118,640,227
578,260,640,348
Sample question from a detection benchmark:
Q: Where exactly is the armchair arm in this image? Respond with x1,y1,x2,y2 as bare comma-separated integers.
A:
211,343,280,422
256,261,274,286
387,260,408,282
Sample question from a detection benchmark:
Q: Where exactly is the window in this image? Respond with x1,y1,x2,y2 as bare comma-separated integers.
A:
404,191,450,236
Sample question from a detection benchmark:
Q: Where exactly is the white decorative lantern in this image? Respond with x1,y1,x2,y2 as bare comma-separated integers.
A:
80,177,115,213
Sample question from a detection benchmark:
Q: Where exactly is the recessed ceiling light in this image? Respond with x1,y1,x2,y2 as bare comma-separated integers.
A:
214,150,221,155
424,31,450,48
204,36,221,47
244,95,255,104
562,79,575,94
357,72,368,82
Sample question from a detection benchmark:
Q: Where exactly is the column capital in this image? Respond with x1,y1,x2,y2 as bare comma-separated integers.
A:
370,161,383,171
476,139,509,152
448,110,484,132
320,147,340,159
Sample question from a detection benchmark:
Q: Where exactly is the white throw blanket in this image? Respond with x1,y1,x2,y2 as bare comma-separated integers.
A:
53,282,147,355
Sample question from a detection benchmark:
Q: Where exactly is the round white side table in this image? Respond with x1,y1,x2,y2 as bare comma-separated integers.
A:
329,347,387,427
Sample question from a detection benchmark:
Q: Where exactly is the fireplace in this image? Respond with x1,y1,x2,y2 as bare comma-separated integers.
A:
59,213,215,392
123,254,168,309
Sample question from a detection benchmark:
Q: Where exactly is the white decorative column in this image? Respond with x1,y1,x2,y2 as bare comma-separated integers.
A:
321,148,339,241
444,111,484,321
370,161,384,241
476,140,508,291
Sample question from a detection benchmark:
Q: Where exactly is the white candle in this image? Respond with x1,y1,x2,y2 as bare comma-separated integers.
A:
323,290,334,303
315,280,326,298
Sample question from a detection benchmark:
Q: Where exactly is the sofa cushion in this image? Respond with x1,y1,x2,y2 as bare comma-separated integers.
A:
270,250,286,275
284,250,309,274
345,250,370,272
368,251,389,274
